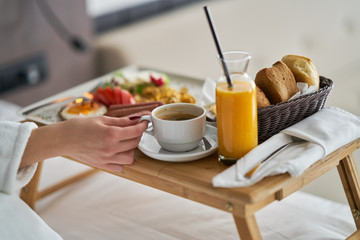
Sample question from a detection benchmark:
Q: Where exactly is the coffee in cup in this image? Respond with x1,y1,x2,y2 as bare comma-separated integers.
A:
139,103,206,152
157,113,198,121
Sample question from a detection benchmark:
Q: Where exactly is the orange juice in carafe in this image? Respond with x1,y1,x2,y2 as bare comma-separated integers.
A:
215,51,258,165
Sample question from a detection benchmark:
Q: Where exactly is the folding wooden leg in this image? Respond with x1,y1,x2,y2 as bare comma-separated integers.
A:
337,154,360,229
233,214,262,240
20,161,43,209
20,160,99,210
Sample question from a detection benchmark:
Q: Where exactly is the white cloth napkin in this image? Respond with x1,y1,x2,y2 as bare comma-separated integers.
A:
201,77,216,106
288,82,318,100
212,107,360,187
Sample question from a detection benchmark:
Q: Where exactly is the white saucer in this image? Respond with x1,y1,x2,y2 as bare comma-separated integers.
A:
138,125,218,162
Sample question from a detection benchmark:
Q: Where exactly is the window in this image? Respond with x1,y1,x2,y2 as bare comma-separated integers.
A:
86,0,201,33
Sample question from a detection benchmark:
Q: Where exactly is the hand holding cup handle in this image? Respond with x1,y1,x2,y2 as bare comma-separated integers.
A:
139,115,152,124
139,115,154,134
139,103,207,152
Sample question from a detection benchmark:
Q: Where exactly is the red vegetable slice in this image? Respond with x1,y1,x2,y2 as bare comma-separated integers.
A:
150,73,165,86
92,83,136,106
95,87,111,106
113,86,123,104
121,89,136,104
103,86,116,105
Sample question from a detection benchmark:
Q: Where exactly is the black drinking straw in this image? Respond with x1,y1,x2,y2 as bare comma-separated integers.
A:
203,6,232,88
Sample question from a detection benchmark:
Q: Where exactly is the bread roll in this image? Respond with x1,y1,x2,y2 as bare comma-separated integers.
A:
256,86,270,108
255,61,298,104
281,55,319,90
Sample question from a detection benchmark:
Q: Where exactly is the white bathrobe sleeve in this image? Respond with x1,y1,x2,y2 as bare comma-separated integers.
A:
0,121,38,194
0,121,63,239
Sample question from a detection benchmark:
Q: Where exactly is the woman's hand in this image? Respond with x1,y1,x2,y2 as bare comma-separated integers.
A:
21,113,149,172
59,115,148,172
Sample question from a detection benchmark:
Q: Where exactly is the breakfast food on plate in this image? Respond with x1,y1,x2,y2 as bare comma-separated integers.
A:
108,101,164,112
256,86,271,108
106,101,164,117
96,69,196,105
111,70,170,95
134,86,196,104
255,61,298,104
281,55,320,90
59,69,196,120
60,99,107,120
210,103,216,115
91,84,136,107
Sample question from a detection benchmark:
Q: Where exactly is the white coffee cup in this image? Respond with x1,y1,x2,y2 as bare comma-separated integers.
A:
139,103,206,152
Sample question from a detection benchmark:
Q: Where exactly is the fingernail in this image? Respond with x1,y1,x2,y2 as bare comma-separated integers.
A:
129,115,141,120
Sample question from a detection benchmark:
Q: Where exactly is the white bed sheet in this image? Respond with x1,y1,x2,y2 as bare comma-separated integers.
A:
36,157,355,240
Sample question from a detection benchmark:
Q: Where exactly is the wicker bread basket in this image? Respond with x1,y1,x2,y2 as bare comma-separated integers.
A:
257,76,333,143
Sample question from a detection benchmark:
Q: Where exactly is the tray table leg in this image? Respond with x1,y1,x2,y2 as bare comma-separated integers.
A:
233,214,262,240
337,154,360,229
20,161,43,209
20,160,98,210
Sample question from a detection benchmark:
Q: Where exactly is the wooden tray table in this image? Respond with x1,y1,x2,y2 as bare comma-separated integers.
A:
18,66,360,239
21,137,360,239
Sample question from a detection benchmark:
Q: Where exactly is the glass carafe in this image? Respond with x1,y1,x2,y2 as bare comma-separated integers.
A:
216,51,258,166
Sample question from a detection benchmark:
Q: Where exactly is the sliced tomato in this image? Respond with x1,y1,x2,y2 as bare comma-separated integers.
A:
121,89,136,104
95,87,111,106
92,84,135,106
113,86,123,104
130,95,136,104
103,86,116,105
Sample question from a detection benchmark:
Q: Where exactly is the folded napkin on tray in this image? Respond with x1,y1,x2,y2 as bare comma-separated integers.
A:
212,106,360,188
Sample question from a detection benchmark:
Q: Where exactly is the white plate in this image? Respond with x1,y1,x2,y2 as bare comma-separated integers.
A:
138,125,218,162
17,65,205,125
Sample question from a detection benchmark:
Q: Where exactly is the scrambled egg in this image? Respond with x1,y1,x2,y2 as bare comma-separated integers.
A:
134,86,196,104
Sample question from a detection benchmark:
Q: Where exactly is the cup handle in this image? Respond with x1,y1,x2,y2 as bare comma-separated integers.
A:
139,115,151,123
139,115,153,134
